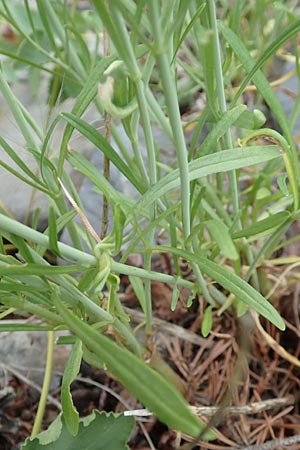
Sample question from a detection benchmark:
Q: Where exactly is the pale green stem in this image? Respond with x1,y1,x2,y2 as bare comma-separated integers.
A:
207,0,260,290
131,138,150,188
113,261,194,290
17,100,44,141
207,0,240,217
93,97,133,166
148,1,214,303
101,19,111,239
148,1,190,238
107,7,157,334
0,213,195,290
108,3,141,79
192,238,216,306
31,331,54,438
145,87,173,139
24,0,38,42
133,81,160,334
0,307,15,319
134,86,157,188
70,0,78,18
92,2,159,332
289,94,300,141
55,194,84,251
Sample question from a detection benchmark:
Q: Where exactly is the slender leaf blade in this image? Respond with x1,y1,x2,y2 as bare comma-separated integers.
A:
61,339,82,436
61,113,142,192
154,246,285,330
58,55,115,175
206,220,238,260
53,293,215,439
137,145,281,210
232,211,290,239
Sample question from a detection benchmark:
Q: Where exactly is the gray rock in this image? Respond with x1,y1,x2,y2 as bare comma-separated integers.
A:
273,60,299,134
0,329,69,390
0,77,99,226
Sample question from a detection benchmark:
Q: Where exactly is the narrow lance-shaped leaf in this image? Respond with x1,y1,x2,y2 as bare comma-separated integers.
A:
171,282,180,311
171,2,206,64
206,220,238,260
58,55,115,176
232,211,290,239
154,246,285,331
60,113,142,192
201,305,213,338
0,263,83,276
61,339,82,436
0,135,46,187
129,276,146,314
196,105,247,157
48,206,61,257
52,292,215,439
137,145,281,210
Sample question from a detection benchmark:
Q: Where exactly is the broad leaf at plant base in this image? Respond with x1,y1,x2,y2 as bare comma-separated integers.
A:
22,411,134,450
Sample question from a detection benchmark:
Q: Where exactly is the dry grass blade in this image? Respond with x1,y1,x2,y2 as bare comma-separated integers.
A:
59,178,100,243
251,311,300,368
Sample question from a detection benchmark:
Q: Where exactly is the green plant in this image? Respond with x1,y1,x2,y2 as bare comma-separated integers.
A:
0,0,299,447
23,410,135,450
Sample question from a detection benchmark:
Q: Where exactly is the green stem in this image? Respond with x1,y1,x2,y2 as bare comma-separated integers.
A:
207,0,240,218
101,21,111,239
148,0,190,238
206,1,260,291
133,81,156,186
93,97,133,166
148,1,215,303
31,331,54,438
192,238,216,305
0,213,196,289
134,80,157,334
105,4,157,334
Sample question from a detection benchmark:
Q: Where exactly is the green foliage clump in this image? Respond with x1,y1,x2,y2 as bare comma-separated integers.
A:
0,0,299,446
